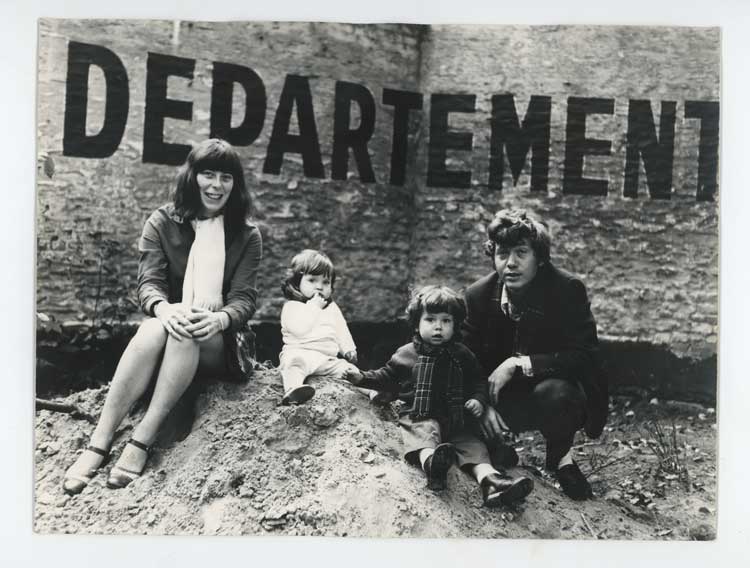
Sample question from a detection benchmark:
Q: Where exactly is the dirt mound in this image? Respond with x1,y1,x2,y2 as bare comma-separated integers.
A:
34,369,709,538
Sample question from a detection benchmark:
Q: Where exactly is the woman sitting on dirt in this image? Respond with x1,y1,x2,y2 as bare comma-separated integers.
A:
62,138,262,494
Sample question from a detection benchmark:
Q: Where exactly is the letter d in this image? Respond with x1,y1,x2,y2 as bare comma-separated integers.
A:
63,41,129,158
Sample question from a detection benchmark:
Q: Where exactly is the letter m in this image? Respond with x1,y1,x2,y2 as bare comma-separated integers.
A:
489,94,551,192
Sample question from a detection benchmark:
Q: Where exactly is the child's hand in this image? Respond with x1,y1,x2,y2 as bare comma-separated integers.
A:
464,398,484,418
343,350,358,364
343,369,364,385
307,293,327,309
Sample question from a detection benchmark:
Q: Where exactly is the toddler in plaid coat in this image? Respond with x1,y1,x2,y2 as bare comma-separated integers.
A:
346,285,533,507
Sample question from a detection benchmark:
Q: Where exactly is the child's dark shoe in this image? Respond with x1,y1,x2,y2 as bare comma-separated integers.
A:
423,443,456,491
282,385,315,405
555,461,592,500
480,472,534,507
369,390,395,406
489,442,519,468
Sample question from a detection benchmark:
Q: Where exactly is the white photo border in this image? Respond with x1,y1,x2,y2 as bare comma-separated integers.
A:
3,0,748,566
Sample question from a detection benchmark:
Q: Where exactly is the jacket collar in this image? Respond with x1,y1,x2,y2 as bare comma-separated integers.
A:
494,263,552,321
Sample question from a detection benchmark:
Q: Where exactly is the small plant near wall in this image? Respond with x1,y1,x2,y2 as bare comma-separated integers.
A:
641,419,690,489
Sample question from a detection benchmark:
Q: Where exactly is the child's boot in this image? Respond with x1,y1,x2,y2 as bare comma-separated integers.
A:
423,443,456,491
480,471,534,507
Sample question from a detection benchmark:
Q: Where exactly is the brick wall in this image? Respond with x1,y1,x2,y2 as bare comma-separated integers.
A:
410,26,719,359
36,21,719,360
37,20,424,325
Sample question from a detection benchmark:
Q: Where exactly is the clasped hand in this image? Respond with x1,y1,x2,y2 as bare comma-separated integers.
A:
155,303,225,342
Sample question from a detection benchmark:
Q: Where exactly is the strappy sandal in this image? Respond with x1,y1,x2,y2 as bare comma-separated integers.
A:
62,445,109,496
106,439,150,489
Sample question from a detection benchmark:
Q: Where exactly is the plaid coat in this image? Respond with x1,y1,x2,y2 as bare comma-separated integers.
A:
358,342,489,419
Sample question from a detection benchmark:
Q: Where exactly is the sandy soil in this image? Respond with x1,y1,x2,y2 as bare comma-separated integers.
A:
34,368,717,539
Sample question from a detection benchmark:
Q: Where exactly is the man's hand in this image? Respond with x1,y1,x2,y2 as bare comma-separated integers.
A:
488,357,519,405
478,406,509,442
464,398,484,418
343,350,358,364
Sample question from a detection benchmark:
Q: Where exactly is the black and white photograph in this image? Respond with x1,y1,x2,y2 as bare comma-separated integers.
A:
4,0,750,565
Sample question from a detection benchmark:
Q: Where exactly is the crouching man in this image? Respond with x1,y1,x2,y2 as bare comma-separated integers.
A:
462,209,608,500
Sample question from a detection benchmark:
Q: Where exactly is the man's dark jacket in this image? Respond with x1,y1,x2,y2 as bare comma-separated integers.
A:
462,263,608,438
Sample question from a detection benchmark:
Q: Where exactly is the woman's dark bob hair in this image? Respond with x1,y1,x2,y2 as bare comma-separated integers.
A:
405,285,466,339
484,208,551,263
173,138,251,233
281,249,336,302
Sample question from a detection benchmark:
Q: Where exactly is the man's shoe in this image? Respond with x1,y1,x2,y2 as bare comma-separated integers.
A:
423,443,456,491
480,472,534,507
489,442,519,468
555,461,593,500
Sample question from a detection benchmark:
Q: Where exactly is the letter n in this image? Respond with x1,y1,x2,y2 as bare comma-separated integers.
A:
624,100,676,199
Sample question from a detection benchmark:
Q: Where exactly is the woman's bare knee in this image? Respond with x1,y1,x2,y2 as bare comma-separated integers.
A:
165,334,201,354
127,318,167,355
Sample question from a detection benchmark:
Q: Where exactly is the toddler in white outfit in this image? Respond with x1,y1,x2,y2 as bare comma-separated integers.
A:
279,249,359,404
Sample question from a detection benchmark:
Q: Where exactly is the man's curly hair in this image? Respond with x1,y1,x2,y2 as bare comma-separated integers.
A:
483,208,551,262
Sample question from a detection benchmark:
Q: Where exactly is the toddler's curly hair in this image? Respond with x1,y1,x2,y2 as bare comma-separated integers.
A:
405,285,466,340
